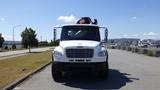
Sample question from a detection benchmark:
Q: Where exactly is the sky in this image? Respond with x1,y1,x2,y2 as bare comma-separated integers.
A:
0,0,160,41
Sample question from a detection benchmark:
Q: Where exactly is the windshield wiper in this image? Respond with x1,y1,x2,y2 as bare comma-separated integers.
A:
74,30,82,36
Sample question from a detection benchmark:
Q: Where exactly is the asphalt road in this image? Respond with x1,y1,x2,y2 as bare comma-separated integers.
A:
0,47,53,58
13,49,160,90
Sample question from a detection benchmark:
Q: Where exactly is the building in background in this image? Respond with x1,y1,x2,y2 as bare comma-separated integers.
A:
2,41,22,50
138,39,160,48
108,38,140,46
108,38,160,48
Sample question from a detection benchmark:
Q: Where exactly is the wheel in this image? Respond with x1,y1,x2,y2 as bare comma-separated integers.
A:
51,63,62,81
99,61,109,79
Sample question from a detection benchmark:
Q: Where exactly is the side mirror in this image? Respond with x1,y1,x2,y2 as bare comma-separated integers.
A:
53,27,62,41
99,27,108,42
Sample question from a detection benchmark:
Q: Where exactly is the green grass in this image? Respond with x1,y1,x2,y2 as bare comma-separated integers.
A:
0,51,51,89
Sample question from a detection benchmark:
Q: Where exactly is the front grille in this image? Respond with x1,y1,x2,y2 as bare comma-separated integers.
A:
66,49,94,58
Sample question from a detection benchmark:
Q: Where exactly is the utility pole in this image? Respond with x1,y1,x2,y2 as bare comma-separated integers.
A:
12,25,22,50
53,28,56,42
40,36,42,42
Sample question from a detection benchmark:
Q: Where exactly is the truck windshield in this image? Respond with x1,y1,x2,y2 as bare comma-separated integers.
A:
61,26,100,41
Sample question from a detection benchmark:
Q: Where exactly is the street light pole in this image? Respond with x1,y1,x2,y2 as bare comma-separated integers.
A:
12,25,22,50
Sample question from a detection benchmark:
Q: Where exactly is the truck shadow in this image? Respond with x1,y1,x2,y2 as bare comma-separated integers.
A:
59,69,139,89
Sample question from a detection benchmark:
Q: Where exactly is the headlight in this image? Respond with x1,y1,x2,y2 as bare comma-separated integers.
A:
98,50,106,57
54,51,62,57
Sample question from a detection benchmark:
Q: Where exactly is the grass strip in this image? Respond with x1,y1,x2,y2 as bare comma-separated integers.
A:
0,51,51,89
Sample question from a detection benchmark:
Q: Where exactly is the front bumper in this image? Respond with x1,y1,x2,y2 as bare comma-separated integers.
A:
52,62,107,71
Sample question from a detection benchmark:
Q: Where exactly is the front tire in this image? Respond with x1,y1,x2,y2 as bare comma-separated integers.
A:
99,61,109,79
51,63,62,81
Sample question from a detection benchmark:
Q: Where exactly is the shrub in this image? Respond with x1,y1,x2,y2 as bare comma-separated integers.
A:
143,49,148,54
127,47,132,51
135,48,139,53
111,46,115,49
155,51,160,57
5,46,8,50
122,46,125,50
12,44,16,49
117,46,121,49
147,50,153,56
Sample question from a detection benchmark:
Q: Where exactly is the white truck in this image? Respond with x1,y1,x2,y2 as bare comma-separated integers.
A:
52,24,109,81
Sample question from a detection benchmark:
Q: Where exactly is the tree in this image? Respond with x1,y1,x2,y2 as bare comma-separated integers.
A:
0,33,4,48
21,27,38,53
49,39,59,46
38,40,48,47
12,44,16,49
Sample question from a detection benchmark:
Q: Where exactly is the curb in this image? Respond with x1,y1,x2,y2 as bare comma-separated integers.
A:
0,53,29,60
0,53,28,58
2,61,52,90
0,47,53,58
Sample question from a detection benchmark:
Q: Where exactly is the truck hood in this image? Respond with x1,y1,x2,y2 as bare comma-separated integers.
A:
60,40,100,48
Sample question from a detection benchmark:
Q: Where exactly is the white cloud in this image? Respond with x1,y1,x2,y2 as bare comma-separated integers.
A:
53,25,61,27
131,16,137,20
0,17,5,21
3,35,21,41
143,32,159,39
3,35,12,40
123,33,140,38
131,34,139,37
121,32,160,40
123,33,128,38
143,32,157,36
57,15,77,23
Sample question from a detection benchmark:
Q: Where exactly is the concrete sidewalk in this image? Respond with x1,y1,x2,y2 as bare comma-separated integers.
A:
0,47,54,59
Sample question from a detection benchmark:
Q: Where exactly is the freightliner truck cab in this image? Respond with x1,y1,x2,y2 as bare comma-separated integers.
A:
52,24,108,81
